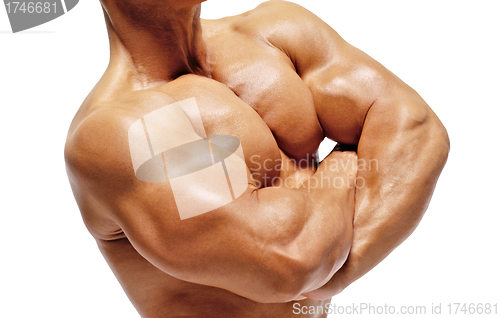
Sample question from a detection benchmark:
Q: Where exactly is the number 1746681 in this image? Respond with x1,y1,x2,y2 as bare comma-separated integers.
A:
5,2,57,14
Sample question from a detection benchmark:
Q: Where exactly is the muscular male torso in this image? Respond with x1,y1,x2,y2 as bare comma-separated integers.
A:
67,3,373,317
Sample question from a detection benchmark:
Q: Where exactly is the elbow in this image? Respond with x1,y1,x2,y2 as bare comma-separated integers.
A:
427,113,450,168
274,218,353,302
263,242,350,303
250,251,325,303
396,94,450,160
438,123,450,160
251,258,312,303
403,101,450,167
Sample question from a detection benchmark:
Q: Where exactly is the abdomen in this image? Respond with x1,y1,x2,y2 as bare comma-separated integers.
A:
98,238,330,318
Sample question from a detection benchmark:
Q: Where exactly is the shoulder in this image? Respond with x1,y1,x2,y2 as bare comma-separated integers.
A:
65,88,213,190
64,104,136,191
230,1,345,74
235,1,339,38
63,99,139,238
64,91,179,189
205,1,329,37
249,0,318,20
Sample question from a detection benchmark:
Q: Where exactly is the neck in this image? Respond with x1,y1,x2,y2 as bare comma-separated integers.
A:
102,2,209,86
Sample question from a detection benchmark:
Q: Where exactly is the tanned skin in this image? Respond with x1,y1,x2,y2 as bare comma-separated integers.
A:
65,1,450,317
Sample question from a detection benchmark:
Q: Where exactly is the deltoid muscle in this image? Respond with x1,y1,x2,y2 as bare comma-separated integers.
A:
128,98,248,220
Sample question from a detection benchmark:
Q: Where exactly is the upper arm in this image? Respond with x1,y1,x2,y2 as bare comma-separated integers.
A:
65,94,347,302
261,1,448,146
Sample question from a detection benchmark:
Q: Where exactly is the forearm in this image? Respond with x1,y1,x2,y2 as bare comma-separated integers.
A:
303,94,449,299
349,107,449,282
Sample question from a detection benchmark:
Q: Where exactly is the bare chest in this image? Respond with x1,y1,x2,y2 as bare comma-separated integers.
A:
205,32,324,159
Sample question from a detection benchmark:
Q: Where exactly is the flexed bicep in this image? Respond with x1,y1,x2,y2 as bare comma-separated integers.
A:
128,97,248,220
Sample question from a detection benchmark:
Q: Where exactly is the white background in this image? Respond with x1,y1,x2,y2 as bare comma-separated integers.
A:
0,1,498,317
